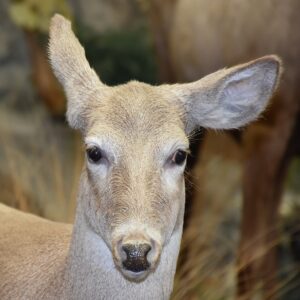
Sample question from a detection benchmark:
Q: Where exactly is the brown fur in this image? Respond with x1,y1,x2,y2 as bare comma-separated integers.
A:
168,1,300,298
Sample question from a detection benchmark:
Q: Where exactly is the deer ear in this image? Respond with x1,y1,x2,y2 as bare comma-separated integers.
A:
48,14,103,130
172,56,282,132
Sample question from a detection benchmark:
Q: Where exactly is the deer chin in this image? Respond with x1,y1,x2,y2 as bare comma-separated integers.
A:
120,268,152,282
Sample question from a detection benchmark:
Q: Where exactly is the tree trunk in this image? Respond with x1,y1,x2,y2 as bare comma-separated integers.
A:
237,93,299,299
146,0,178,83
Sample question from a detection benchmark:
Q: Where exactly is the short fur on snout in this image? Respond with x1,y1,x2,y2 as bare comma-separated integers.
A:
0,14,282,300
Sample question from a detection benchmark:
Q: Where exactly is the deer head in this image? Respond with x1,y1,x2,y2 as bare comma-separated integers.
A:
49,14,281,282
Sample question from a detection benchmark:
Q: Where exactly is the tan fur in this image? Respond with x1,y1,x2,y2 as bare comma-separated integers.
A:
0,204,72,299
0,14,282,299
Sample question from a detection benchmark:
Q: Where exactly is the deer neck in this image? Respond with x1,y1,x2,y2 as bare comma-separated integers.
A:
63,178,184,300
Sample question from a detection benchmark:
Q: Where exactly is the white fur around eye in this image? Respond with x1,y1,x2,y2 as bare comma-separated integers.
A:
86,149,109,179
85,137,115,179
87,161,109,179
162,166,185,195
162,155,186,192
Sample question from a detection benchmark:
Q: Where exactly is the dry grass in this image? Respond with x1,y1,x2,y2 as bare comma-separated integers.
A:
172,132,243,300
0,106,82,222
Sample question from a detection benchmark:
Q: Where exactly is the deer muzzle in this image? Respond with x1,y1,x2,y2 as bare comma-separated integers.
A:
113,232,161,281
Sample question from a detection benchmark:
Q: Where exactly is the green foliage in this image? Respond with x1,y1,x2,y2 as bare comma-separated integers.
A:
77,24,158,85
9,0,71,32
286,158,300,193
9,0,157,84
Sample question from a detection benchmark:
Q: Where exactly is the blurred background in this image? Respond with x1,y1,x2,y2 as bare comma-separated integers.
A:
0,0,299,299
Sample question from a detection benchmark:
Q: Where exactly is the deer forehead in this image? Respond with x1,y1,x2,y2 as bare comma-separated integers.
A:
85,81,188,157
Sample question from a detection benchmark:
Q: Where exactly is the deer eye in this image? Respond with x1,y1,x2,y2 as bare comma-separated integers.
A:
171,150,187,166
86,146,102,163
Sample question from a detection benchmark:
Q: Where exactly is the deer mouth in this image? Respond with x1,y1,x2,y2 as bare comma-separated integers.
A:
121,268,151,282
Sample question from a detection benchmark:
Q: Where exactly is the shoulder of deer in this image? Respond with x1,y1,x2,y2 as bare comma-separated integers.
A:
0,204,72,299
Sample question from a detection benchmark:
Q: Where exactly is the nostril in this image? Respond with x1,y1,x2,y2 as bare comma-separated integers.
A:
122,243,151,258
122,243,151,272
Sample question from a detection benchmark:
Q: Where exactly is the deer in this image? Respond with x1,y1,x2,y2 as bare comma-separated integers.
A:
0,14,282,300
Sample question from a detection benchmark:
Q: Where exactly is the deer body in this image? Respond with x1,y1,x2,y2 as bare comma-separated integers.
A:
0,203,71,299
0,15,281,299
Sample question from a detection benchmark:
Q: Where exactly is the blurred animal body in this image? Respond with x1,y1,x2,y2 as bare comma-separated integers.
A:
0,14,281,300
167,0,300,297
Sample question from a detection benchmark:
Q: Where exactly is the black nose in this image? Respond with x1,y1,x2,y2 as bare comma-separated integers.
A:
122,243,151,272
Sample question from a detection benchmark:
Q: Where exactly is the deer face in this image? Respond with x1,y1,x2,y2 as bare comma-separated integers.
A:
82,83,188,280
49,15,281,281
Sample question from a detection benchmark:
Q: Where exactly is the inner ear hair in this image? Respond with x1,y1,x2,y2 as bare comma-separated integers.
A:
170,55,282,132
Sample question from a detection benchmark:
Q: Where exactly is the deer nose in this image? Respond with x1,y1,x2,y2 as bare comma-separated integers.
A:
121,243,151,272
